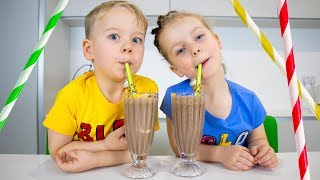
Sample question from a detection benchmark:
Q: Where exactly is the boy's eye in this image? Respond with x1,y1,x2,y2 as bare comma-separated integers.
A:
109,34,119,40
132,37,143,44
195,34,204,41
176,48,185,55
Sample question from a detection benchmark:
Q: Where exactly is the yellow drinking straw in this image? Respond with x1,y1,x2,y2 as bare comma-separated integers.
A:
125,63,136,93
195,64,202,95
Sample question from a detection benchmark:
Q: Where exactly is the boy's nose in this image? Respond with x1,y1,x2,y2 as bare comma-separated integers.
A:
122,48,132,53
121,43,133,53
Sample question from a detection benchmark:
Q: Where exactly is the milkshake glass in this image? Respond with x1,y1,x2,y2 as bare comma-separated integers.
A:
171,92,205,177
123,92,158,179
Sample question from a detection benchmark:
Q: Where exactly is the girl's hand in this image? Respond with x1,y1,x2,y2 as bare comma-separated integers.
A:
219,145,255,171
250,145,278,168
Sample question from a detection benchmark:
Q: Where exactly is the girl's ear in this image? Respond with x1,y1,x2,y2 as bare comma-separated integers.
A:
212,32,223,49
82,39,94,62
170,66,184,78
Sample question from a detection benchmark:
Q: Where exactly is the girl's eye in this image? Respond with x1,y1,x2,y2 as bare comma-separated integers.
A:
195,34,204,41
132,37,143,43
109,34,119,40
176,48,185,55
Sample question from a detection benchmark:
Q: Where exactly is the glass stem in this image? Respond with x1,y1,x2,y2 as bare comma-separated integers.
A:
180,154,195,164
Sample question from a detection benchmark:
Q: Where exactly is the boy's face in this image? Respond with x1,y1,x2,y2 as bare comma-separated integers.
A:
159,17,222,80
84,6,146,82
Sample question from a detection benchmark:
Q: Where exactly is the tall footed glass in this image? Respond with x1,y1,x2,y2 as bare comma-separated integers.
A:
123,92,158,179
171,93,206,177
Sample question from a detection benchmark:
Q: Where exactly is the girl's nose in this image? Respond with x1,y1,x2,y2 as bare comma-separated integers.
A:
192,48,201,56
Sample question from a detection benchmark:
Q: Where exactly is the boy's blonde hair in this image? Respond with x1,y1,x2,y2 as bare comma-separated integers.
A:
85,0,148,38
151,11,212,63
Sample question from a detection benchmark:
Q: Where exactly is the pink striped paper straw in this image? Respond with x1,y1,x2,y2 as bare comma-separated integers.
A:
277,0,310,179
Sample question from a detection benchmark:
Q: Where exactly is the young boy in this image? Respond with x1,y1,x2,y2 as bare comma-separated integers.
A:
43,1,159,173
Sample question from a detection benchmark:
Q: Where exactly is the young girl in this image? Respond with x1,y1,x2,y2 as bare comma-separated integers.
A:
151,11,278,171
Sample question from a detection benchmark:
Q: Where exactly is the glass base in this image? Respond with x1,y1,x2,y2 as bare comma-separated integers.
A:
122,162,155,179
171,161,204,177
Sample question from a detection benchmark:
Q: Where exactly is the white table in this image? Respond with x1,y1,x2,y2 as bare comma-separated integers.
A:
0,152,319,179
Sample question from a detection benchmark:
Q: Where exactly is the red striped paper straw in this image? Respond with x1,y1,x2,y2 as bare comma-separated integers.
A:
277,0,310,179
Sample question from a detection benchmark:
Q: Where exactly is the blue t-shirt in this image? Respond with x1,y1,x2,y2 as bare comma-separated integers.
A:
160,79,266,147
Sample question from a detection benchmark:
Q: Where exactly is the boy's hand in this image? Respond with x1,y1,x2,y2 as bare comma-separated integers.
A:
219,145,255,171
55,150,97,173
250,145,278,168
104,125,128,150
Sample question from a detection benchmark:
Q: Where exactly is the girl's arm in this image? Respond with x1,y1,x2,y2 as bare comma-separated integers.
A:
247,124,278,168
246,124,269,148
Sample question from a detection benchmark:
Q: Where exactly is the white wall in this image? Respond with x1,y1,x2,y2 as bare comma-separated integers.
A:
44,1,70,114
278,120,320,152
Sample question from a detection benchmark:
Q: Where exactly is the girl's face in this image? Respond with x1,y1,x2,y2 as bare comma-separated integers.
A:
159,16,223,80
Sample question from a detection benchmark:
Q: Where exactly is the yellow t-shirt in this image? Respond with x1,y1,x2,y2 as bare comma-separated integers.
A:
43,72,159,141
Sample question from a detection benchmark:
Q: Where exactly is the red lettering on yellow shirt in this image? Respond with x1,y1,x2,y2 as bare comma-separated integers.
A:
78,123,94,141
77,119,124,141
96,125,105,140
113,119,124,130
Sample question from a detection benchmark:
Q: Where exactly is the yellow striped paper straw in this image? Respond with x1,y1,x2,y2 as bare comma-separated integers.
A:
227,0,320,121
125,63,136,93
195,64,202,95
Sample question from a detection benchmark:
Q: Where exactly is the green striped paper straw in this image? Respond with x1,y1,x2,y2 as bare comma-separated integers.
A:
0,0,69,132
195,64,202,95
125,63,136,93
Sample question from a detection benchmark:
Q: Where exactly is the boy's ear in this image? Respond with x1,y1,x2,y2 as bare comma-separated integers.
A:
170,66,184,78
212,32,223,49
82,39,94,62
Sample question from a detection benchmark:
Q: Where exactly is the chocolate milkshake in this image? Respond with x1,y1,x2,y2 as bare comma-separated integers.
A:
123,92,158,178
171,93,205,177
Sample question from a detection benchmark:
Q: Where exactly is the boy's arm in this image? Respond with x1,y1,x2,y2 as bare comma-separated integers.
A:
94,149,131,167
48,129,106,159
48,126,127,160
55,149,131,173
48,129,73,160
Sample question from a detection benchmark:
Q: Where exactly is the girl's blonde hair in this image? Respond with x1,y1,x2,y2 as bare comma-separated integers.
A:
151,11,212,63
85,0,148,38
